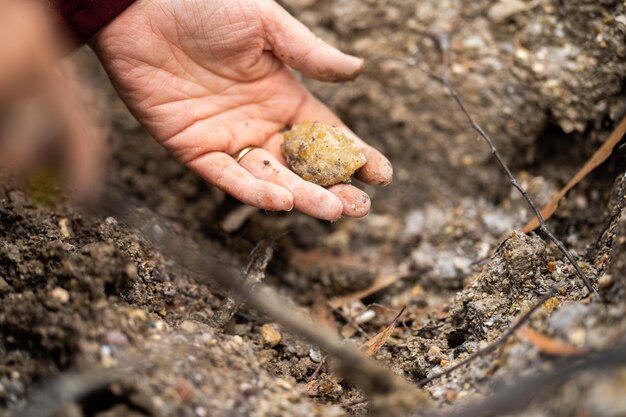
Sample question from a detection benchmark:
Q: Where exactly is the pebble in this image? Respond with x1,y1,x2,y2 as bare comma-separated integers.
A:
176,379,194,402
488,0,530,23
58,218,72,238
180,320,201,333
426,346,443,362
152,320,168,332
239,382,256,396
569,327,587,346
355,309,376,324
129,309,148,321
0,277,10,294
598,274,613,289
105,330,129,346
50,287,70,303
260,324,282,346
542,297,560,313
309,349,322,363
444,390,458,402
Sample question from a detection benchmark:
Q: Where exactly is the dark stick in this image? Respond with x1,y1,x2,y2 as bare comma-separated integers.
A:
406,29,597,387
424,30,595,296
426,342,626,417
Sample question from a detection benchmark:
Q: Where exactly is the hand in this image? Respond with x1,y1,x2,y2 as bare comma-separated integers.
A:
93,0,392,221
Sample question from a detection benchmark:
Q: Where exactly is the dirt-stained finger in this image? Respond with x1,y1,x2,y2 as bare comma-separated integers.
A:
238,147,343,221
327,183,371,217
187,151,294,211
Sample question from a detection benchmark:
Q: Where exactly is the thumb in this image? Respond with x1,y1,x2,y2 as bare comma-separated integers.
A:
262,2,363,82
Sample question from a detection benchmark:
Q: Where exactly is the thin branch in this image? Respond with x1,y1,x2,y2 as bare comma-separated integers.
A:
418,284,561,386
379,29,600,388
423,29,596,296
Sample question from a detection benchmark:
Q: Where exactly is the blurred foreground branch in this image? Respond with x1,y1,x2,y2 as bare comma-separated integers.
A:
92,192,429,416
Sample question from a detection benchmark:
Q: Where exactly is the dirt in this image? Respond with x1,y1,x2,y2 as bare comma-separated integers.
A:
2,1,626,417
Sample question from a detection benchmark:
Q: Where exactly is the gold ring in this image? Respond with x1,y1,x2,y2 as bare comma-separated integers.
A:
232,145,257,163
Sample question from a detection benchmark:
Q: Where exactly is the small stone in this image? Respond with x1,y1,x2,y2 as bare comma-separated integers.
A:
307,374,343,399
0,277,11,294
282,121,367,187
426,346,443,363
100,345,115,367
276,378,294,390
125,264,138,280
569,327,587,346
260,324,282,346
355,309,376,324
180,320,200,333
488,0,530,23
444,390,458,402
411,284,424,297
129,309,148,321
152,320,167,332
105,330,129,346
598,274,613,289
239,382,256,396
50,287,70,303
542,297,560,313
58,218,72,238
309,349,322,363
176,379,194,402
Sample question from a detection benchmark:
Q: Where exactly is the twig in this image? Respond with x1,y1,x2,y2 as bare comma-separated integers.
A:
208,239,274,328
333,305,373,338
423,29,596,296
417,284,561,386
309,356,326,381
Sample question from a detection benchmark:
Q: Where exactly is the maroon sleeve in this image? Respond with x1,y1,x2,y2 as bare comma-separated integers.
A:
50,0,137,43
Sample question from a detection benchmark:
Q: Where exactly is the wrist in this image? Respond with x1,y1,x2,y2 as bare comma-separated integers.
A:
49,0,137,48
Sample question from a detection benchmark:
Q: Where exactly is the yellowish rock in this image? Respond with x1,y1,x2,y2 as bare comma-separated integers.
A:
260,323,282,346
282,121,366,187
50,287,69,303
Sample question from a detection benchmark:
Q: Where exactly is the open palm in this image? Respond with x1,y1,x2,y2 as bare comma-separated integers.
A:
93,0,392,220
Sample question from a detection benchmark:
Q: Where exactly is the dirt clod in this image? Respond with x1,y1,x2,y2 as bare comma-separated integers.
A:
282,121,366,186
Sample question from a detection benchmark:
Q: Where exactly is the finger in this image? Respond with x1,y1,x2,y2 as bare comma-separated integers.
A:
187,152,294,211
238,147,343,221
327,184,371,218
286,94,393,186
261,2,363,82
57,61,108,202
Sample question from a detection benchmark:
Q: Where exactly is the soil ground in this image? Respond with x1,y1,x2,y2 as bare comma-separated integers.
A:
2,1,626,417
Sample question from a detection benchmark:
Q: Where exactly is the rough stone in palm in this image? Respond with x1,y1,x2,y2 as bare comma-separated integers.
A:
282,121,366,187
